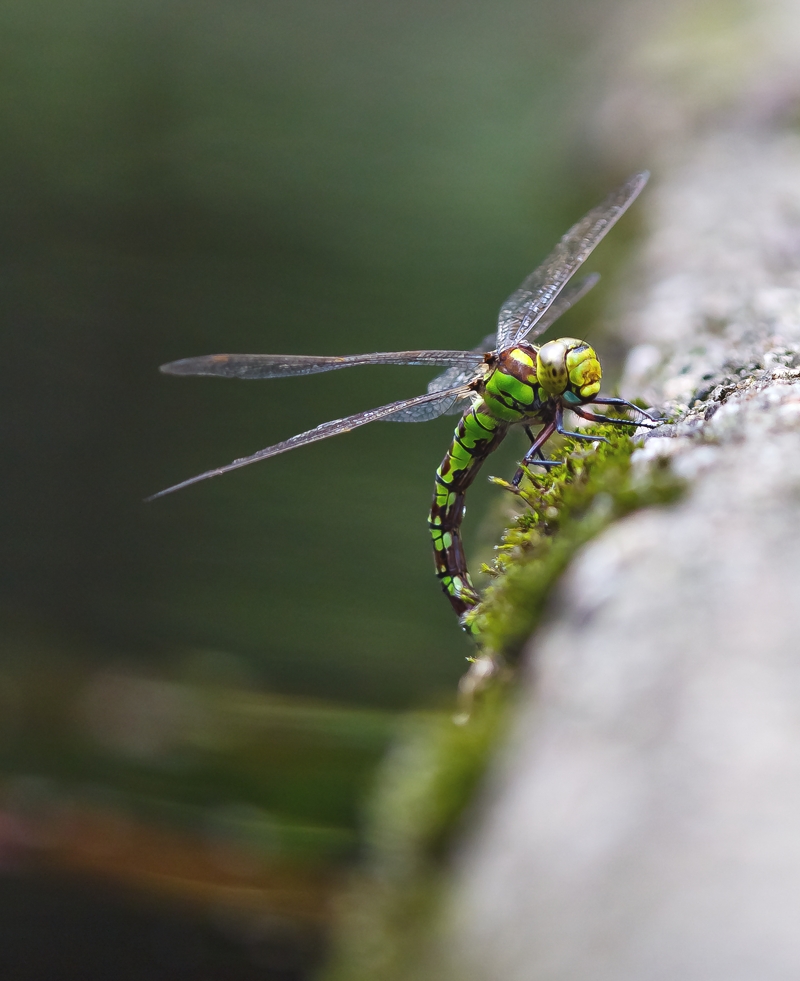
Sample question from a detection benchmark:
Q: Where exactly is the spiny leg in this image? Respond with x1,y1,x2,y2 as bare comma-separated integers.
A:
523,426,561,469
590,396,660,425
555,403,609,444
511,420,558,487
570,406,644,427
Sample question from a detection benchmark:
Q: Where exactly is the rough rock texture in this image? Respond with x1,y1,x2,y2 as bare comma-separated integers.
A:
437,3,800,979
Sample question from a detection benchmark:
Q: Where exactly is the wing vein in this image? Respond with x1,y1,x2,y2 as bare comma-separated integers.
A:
495,171,648,347
161,350,483,380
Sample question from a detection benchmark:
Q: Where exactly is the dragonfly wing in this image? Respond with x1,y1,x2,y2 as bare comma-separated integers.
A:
147,384,473,500
471,331,500,355
430,363,473,395
522,272,600,338
383,396,462,422
495,274,600,351
161,350,483,379
495,171,648,347
383,377,465,422
396,329,496,422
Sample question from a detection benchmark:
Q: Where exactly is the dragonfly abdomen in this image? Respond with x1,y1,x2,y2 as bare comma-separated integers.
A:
429,402,508,619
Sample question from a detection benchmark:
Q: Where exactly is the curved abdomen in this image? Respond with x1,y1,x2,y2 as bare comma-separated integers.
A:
429,401,508,620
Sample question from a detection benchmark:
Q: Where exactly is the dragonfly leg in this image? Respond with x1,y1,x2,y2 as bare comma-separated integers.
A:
570,406,643,427
511,420,558,486
590,396,660,426
555,404,609,444
523,426,561,468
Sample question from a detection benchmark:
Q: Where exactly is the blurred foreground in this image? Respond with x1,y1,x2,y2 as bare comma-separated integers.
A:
0,633,398,978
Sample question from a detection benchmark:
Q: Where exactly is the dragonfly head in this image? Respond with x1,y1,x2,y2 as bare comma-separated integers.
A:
536,337,601,404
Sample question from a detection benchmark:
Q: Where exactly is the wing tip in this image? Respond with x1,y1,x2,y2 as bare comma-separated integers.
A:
159,359,194,375
144,485,172,502
607,170,649,217
144,471,215,501
160,355,231,375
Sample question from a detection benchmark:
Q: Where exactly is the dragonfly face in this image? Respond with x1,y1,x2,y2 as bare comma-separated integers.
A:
536,338,601,404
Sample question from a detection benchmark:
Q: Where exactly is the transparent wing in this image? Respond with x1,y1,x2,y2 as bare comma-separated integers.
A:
391,331,496,422
146,384,473,501
433,332,496,388
382,384,465,422
161,349,483,379
495,171,648,347
471,331,500,355
395,273,601,423
526,272,600,337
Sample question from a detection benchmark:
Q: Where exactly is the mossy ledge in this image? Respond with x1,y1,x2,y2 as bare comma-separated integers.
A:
323,423,683,981
465,421,682,660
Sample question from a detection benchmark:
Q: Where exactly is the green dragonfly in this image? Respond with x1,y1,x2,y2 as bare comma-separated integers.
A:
149,171,655,631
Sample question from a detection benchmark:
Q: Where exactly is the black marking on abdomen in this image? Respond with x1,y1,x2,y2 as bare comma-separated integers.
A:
430,403,508,622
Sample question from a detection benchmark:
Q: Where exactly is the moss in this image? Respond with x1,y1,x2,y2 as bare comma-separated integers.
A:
324,691,508,981
324,423,683,981
465,424,682,656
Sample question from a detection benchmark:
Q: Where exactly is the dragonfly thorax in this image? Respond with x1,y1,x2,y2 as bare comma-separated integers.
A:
481,344,544,421
482,337,603,421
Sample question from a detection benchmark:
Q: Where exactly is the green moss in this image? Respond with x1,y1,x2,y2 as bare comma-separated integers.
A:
366,690,508,870
324,690,509,981
324,423,683,981
465,424,682,656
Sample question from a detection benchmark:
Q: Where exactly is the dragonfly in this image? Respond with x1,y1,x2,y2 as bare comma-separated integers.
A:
149,171,656,632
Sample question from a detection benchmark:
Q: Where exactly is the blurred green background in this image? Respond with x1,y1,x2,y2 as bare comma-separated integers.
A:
0,0,644,975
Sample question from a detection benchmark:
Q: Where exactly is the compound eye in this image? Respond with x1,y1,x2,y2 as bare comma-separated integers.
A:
536,340,570,395
565,344,601,401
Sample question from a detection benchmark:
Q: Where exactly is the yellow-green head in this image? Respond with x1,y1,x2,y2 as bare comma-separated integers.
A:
536,337,601,404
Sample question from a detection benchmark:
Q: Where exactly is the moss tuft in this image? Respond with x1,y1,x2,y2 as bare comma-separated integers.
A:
465,424,682,656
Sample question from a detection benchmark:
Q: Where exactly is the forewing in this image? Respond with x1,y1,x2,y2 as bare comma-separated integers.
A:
526,272,600,337
161,350,483,379
146,384,473,500
495,171,648,347
430,333,495,390
471,331,500,356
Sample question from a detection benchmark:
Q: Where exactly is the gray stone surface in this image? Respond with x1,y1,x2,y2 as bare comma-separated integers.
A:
445,378,800,981
438,3,800,977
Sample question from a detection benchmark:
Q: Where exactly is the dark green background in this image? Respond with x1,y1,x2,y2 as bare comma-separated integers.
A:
2,0,639,709
0,1,654,972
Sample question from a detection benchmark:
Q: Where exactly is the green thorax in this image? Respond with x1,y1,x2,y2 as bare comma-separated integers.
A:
481,338,601,421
